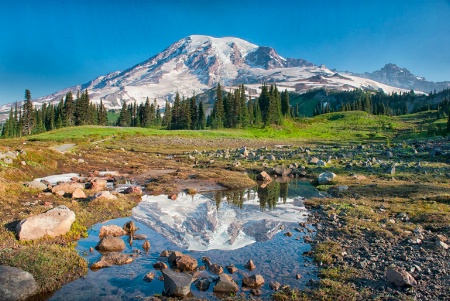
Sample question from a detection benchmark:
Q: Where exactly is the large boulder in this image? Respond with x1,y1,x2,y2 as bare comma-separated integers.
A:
318,172,336,185
90,252,133,269
161,269,193,297
95,236,126,252
256,171,272,183
99,225,127,238
386,268,417,287
16,205,75,241
213,274,239,293
0,266,37,301
23,180,47,191
51,182,84,194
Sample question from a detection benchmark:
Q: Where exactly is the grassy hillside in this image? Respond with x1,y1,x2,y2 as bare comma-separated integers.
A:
13,110,445,146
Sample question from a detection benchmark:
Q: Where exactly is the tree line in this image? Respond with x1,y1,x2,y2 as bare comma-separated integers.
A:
1,89,107,138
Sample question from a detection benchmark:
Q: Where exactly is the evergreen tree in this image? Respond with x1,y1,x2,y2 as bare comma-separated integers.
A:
198,101,206,129
281,89,290,117
21,89,35,135
63,92,75,126
162,100,171,127
189,96,198,129
258,84,270,123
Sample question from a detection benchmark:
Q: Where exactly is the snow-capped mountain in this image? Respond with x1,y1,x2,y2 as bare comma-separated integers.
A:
352,63,450,93
0,35,434,117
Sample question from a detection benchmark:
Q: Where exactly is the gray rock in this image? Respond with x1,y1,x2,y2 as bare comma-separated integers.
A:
194,278,211,291
16,205,75,241
318,172,336,185
386,268,417,287
161,268,193,297
23,180,47,191
0,266,37,301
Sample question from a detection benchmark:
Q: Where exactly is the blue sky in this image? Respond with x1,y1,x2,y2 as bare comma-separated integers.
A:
0,0,449,104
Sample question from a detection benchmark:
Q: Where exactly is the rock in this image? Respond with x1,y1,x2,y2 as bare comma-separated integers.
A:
144,272,155,282
386,268,417,287
256,171,272,183
284,232,293,237
308,157,319,164
51,182,84,194
316,160,327,166
168,194,178,200
133,234,147,240
0,265,38,301
250,289,261,296
244,259,256,271
24,180,47,191
208,263,223,275
95,235,126,252
318,172,336,185
123,186,142,195
90,191,117,201
16,205,75,241
387,164,396,175
269,281,281,291
90,252,133,269
213,274,239,293
174,254,198,272
153,262,168,270
167,251,184,265
123,221,138,233
72,188,86,199
142,240,151,251
160,250,172,257
273,166,292,176
226,264,238,274
161,268,193,297
338,185,348,192
88,179,107,192
99,225,127,238
194,278,211,291
242,274,265,288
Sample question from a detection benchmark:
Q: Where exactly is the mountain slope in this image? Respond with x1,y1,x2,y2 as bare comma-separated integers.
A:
0,35,435,118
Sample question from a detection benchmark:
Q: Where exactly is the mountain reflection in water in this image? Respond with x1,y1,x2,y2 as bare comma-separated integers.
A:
133,179,321,251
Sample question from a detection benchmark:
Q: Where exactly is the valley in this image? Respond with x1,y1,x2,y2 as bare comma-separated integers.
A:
0,111,449,300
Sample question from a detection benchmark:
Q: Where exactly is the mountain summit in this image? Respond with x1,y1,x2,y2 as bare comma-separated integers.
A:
355,63,450,93
1,35,431,114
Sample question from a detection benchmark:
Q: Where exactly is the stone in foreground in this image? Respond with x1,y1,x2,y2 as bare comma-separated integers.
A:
99,225,127,238
0,266,37,301
161,268,193,297
16,205,75,240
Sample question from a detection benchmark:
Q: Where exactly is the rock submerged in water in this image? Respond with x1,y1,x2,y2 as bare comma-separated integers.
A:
16,205,75,241
90,252,133,269
161,268,193,297
123,221,138,233
213,274,239,293
244,259,256,271
242,274,265,288
0,265,38,301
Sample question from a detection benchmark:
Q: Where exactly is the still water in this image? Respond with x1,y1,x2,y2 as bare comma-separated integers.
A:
49,179,322,301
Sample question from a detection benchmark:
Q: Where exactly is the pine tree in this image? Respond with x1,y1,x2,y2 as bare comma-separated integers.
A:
21,89,35,135
258,84,270,123
281,89,290,117
189,96,198,129
198,101,206,129
162,100,171,127
211,84,224,129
